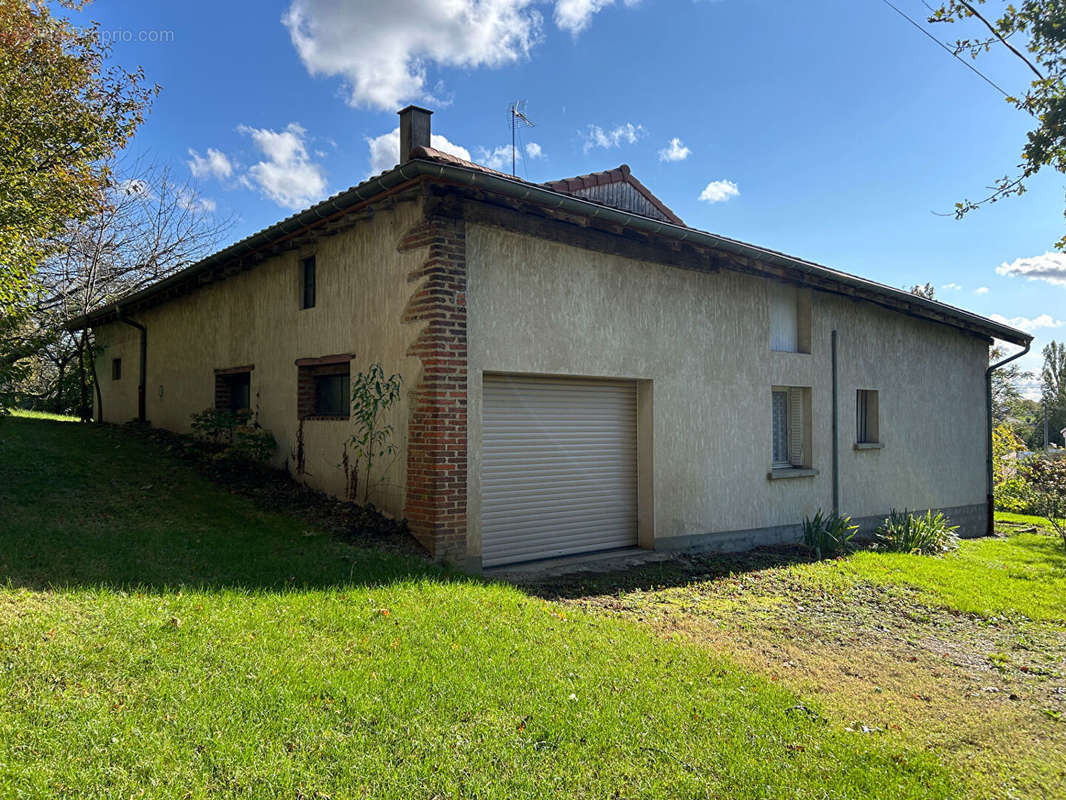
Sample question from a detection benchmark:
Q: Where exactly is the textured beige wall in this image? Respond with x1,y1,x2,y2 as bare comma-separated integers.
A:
466,223,988,555
93,199,426,516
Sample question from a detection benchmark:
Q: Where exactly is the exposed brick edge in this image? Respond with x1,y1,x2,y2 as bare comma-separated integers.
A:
399,214,468,563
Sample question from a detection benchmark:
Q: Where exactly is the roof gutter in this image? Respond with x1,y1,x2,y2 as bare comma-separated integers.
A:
68,159,1033,347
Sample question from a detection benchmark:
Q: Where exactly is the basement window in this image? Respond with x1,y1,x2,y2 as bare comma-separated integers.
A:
771,386,813,474
215,368,253,413
769,282,811,353
297,359,350,420
856,389,881,447
301,255,316,309
111,358,122,380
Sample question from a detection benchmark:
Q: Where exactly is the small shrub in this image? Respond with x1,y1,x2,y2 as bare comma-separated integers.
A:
228,426,276,463
874,509,959,555
190,408,248,444
1021,456,1066,550
190,407,275,463
802,510,858,560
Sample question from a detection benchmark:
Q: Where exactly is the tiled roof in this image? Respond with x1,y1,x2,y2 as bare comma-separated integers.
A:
542,164,685,226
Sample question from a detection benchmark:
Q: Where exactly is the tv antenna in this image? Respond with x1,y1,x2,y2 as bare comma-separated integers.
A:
509,100,534,177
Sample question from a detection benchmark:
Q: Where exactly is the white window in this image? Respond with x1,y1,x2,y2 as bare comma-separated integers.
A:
772,386,810,468
769,282,812,353
856,389,879,444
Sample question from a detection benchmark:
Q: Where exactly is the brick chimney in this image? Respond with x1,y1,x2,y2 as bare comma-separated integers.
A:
398,105,432,164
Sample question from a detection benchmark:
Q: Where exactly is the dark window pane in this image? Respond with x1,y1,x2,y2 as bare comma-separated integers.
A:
229,373,251,411
302,256,316,309
314,373,349,416
112,358,122,380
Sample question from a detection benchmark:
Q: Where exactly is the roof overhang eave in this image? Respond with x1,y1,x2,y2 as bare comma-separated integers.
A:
68,158,1033,347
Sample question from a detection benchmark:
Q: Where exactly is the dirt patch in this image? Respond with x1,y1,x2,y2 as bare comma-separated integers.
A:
525,547,1066,799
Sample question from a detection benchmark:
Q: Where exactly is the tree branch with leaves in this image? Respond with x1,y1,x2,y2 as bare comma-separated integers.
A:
929,1,1066,246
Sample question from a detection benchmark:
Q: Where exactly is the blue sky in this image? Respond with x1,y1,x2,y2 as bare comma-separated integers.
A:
73,0,1066,387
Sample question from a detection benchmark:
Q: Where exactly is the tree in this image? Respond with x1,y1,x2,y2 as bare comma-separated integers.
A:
1040,340,1066,447
909,282,936,299
0,0,156,311
929,1,1066,246
7,160,230,417
990,345,1031,426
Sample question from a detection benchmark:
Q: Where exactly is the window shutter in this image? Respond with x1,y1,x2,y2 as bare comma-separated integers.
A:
788,389,804,466
770,283,799,352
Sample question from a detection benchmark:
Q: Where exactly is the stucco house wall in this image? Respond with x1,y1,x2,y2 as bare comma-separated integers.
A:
93,198,427,518
465,222,988,559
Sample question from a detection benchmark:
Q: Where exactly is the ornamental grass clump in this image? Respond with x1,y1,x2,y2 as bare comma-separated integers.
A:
875,509,958,555
802,509,858,560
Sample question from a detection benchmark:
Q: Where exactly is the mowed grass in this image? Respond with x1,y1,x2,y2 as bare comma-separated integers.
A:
794,528,1066,623
0,414,954,799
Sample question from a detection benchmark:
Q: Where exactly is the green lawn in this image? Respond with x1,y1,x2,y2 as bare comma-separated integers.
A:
795,527,1066,622
0,414,955,799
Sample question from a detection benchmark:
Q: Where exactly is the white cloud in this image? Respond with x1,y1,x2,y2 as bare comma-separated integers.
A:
990,313,1066,333
658,137,690,162
698,179,739,204
237,122,327,209
471,141,545,172
554,0,640,35
187,148,234,180
478,145,517,171
941,282,962,291
997,252,1066,287
366,127,472,175
975,286,989,294
176,187,217,214
582,122,644,153
283,0,545,110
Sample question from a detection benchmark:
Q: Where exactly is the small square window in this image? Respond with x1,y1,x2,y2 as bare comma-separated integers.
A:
297,360,350,419
301,256,316,309
772,386,811,468
215,370,252,412
857,389,879,444
111,358,122,380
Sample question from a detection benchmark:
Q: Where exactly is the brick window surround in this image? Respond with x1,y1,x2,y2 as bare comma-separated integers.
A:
214,365,253,411
296,353,354,420
400,213,467,563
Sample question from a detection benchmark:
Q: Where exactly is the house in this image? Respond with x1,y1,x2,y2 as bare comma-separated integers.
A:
69,106,1032,569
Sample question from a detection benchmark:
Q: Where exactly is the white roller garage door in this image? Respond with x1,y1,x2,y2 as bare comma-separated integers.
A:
481,375,638,567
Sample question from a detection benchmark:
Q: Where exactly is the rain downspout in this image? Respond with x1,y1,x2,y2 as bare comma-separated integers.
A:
831,330,839,515
116,309,147,423
986,342,1030,535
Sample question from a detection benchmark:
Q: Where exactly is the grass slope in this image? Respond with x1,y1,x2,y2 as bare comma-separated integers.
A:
0,415,953,799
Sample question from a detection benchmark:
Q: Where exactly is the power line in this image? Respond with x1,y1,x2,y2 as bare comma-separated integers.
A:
878,0,1013,100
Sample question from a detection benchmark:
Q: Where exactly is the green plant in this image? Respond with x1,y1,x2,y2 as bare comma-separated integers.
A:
228,426,276,463
348,363,402,505
1021,456,1066,550
802,510,858,560
190,407,274,463
874,510,959,555
190,407,244,443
